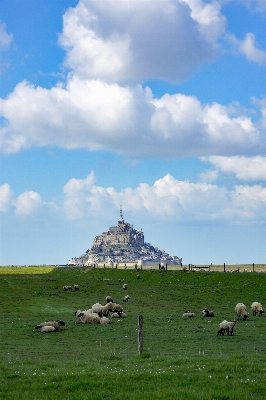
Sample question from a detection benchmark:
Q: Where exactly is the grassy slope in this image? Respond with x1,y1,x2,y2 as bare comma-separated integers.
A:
0,267,266,399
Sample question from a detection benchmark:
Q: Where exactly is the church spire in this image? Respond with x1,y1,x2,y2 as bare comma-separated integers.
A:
120,205,124,221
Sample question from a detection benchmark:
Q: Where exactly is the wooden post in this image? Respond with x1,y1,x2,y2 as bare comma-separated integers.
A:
138,315,143,354
224,263,226,272
253,263,255,272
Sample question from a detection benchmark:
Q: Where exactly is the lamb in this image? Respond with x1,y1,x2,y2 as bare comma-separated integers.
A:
111,312,127,318
235,303,248,321
35,320,65,332
202,308,214,317
106,296,113,303
77,312,101,324
108,302,124,316
217,320,237,336
182,312,196,318
122,283,127,290
251,302,265,316
123,295,130,302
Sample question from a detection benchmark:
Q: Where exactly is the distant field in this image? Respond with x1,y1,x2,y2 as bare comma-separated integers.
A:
1,266,266,399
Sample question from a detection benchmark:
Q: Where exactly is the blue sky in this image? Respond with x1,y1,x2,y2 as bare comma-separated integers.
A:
1,0,266,265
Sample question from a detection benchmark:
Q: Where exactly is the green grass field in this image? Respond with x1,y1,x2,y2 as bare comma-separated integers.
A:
1,266,266,399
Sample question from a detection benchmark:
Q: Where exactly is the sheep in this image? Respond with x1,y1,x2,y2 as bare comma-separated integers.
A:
123,295,130,302
217,320,237,336
251,302,265,316
202,308,214,317
74,285,79,291
111,312,127,318
108,302,124,316
77,312,101,324
37,325,58,333
35,320,65,332
100,317,111,324
91,303,111,317
137,274,140,279
235,303,248,321
63,285,73,291
74,309,93,322
182,312,196,318
106,296,113,303
122,283,128,290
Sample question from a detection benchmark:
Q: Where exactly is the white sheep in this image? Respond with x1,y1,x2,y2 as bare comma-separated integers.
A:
235,303,248,321
251,302,265,316
217,320,237,336
91,303,111,317
63,285,73,291
74,309,93,322
106,296,113,303
100,317,111,324
108,302,124,316
35,320,65,332
74,285,79,291
123,295,130,302
202,308,214,317
77,312,101,324
122,283,127,290
182,312,196,318
111,312,127,318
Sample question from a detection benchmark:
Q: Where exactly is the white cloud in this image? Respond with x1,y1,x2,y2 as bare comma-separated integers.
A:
59,0,225,83
0,183,13,212
198,169,218,182
0,80,261,156
0,23,13,50
202,155,266,181
15,191,42,215
228,32,266,66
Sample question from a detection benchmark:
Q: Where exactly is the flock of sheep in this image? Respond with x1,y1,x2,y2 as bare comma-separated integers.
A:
182,301,264,336
35,281,130,333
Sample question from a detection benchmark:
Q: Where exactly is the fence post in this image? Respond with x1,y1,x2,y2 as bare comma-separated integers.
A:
253,262,255,273
224,263,226,272
138,315,143,354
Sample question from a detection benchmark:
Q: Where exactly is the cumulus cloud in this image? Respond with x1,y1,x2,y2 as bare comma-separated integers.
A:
59,0,225,83
229,32,266,66
2,173,266,222
202,155,266,181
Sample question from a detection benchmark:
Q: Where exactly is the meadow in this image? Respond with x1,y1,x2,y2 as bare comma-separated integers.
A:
1,266,266,399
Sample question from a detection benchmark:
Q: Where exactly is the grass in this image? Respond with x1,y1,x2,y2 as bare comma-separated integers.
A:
1,266,266,399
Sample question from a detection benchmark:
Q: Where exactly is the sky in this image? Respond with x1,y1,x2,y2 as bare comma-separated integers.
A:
1,0,266,266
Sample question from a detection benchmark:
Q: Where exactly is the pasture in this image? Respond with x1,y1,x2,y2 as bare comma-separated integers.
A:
1,266,266,399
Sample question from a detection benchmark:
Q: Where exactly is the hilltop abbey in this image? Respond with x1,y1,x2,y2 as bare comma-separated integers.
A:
69,207,181,267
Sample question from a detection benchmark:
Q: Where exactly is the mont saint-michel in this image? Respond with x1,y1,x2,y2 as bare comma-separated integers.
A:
69,208,182,267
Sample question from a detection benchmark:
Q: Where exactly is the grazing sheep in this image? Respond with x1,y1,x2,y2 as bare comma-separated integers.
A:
182,312,196,318
91,303,111,317
122,283,128,290
123,295,130,302
137,274,140,279
77,312,101,324
251,302,265,316
106,296,113,303
63,285,73,291
235,303,248,321
202,308,214,317
217,320,237,336
111,312,127,318
109,302,124,316
35,320,65,332
74,285,79,291
100,317,111,324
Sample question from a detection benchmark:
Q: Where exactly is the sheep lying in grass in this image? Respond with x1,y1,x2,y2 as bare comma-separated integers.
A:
77,312,101,324
251,302,265,316
91,303,111,317
202,308,214,317
123,283,128,290
217,320,237,336
235,303,248,321
182,312,196,318
111,312,127,318
74,309,93,322
109,302,124,316
123,295,130,302
100,317,111,324
106,296,113,303
35,320,65,332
